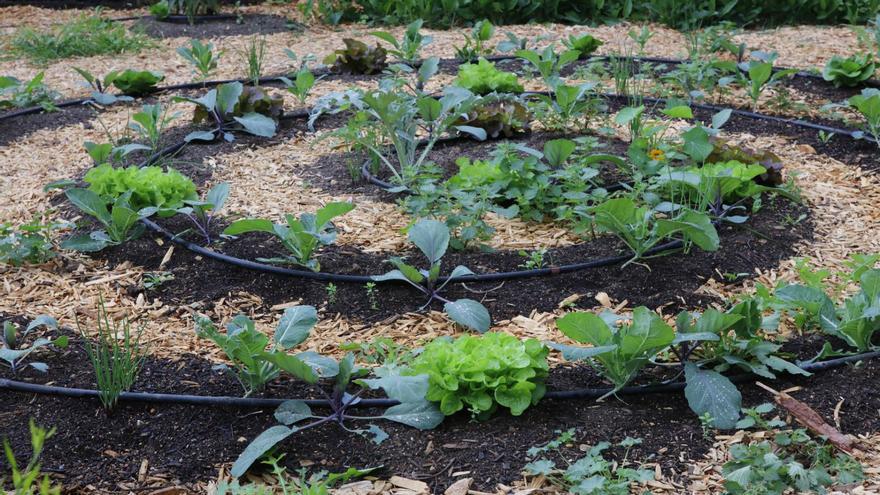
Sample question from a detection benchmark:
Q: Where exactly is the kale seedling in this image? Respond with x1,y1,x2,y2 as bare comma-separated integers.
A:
374,219,491,333
1,315,66,374
223,202,354,271
176,182,230,244
228,354,443,477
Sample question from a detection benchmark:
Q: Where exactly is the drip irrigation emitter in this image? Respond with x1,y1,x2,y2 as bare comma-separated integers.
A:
1,350,877,409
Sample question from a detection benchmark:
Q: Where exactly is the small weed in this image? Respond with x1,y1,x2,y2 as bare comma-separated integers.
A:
365,282,379,310
2,419,61,495
524,433,652,494
339,337,414,366
0,213,67,267
325,282,338,305
143,272,175,290
723,404,864,494
518,248,548,269
783,213,808,226
698,412,715,440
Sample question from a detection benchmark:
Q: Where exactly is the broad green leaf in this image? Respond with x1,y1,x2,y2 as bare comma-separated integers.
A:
861,269,880,301
223,218,276,236
748,62,773,87
684,363,741,429
296,351,340,378
233,113,276,137
373,269,420,284
274,400,313,425
694,309,742,335
444,299,490,333
216,82,244,116
381,400,445,429
369,31,399,48
409,219,449,264
681,126,712,163
671,332,720,345
261,352,318,384
543,139,576,168
764,356,811,376
446,265,474,280
230,425,296,477
727,299,763,339
418,56,439,82
184,130,216,142
65,188,110,224
60,233,109,252
29,362,48,373
546,341,617,361
454,125,487,141
621,307,674,355
315,201,355,228
359,373,429,403
656,209,719,251
662,105,693,119
335,353,358,392
206,182,230,212
556,312,613,346
417,97,442,122
274,305,317,349
712,109,732,129
25,315,58,334
615,105,644,126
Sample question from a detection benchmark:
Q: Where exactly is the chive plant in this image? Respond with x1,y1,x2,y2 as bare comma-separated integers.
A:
241,36,267,87
79,298,147,411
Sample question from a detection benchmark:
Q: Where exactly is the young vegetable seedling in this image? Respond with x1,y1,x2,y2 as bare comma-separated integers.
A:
373,219,491,333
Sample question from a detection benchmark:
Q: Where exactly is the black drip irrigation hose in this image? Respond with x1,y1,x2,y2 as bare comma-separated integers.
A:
140,216,685,284
1,350,876,409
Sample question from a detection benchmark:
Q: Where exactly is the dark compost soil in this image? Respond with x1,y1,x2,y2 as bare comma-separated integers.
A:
132,14,294,39
1,323,878,493
0,104,96,147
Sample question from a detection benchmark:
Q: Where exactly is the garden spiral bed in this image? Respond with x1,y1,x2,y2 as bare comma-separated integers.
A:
3,24,880,493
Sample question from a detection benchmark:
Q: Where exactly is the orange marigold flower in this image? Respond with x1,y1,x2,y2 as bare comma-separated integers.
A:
648,148,665,161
